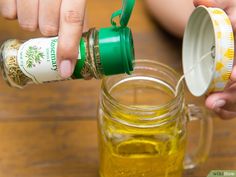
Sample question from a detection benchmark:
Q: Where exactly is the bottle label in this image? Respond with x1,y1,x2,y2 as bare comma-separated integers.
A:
17,37,81,83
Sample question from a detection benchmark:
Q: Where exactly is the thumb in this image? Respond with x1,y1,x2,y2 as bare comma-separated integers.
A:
206,82,236,112
57,0,86,79
205,90,236,119
205,92,226,111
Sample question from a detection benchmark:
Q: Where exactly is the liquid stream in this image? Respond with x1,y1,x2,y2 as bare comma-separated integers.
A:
175,51,212,96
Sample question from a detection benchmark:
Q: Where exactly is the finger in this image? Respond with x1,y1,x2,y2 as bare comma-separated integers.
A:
83,11,88,32
205,92,226,110
16,0,39,31
193,0,217,7
57,0,86,78
231,66,236,81
227,6,236,32
193,0,236,32
206,84,236,111
214,108,236,119
38,0,61,36
0,0,17,19
193,0,232,9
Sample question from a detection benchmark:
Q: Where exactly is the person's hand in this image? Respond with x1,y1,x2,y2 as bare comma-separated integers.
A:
206,82,236,119
194,0,236,119
0,0,87,78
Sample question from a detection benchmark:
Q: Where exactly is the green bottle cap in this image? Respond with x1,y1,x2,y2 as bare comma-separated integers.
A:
111,0,135,28
73,0,135,79
98,26,134,75
98,0,135,76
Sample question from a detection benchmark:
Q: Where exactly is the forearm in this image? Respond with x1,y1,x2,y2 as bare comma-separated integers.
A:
145,0,195,37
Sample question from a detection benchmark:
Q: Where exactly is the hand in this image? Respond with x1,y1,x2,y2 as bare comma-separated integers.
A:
0,0,87,78
205,82,236,119
194,0,236,119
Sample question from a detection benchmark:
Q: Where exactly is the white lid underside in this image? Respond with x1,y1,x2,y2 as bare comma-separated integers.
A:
183,7,215,97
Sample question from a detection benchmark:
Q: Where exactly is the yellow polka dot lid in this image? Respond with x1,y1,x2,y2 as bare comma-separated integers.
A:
183,6,234,97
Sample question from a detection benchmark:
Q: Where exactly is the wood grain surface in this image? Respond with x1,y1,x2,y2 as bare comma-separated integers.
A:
0,0,235,177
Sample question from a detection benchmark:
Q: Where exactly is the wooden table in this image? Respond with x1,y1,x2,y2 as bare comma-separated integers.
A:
0,1,235,177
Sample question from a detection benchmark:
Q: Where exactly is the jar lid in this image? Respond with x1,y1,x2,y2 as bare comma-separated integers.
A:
183,6,234,96
111,0,135,28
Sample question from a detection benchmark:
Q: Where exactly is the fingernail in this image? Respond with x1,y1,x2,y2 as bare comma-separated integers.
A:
214,107,221,113
60,60,72,78
213,100,226,109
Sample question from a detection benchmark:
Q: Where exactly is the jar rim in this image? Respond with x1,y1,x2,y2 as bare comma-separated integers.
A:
101,59,184,113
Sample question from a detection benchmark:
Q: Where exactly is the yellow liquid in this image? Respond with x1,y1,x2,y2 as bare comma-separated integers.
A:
99,116,186,177
99,76,186,177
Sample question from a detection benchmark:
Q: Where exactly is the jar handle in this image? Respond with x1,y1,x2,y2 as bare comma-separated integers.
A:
184,104,213,169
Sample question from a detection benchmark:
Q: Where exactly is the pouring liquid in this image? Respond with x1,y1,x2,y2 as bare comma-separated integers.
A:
175,51,212,96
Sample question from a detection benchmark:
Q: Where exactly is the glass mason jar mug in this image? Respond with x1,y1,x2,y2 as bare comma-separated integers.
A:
98,60,213,177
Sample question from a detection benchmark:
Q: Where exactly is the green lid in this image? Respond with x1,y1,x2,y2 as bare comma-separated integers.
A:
111,0,135,27
98,27,134,75
98,0,135,76
73,0,135,79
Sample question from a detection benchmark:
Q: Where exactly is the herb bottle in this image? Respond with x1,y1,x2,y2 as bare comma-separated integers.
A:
0,0,135,88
